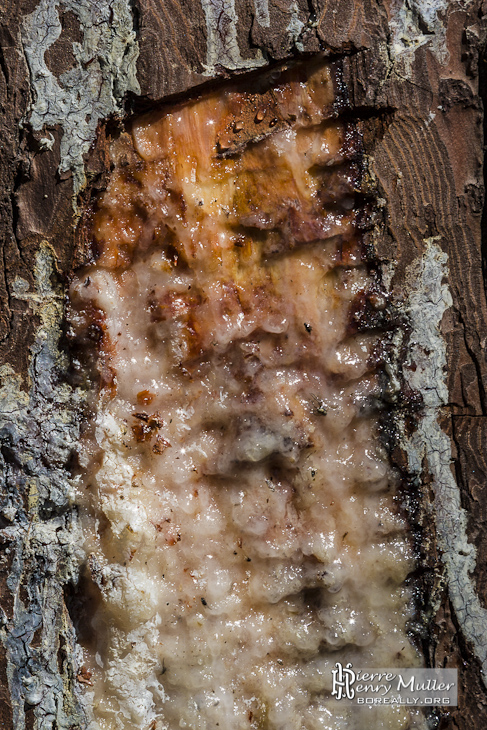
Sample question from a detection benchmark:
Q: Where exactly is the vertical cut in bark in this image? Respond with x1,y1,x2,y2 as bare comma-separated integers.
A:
67,59,423,729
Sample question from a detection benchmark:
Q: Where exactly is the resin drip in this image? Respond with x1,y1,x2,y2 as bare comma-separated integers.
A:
69,60,422,730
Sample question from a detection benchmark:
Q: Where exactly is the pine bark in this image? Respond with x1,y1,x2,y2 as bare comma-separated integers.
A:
0,1,486,728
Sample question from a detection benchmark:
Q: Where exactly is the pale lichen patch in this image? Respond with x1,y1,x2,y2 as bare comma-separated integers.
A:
0,243,85,729
252,0,270,28
287,1,306,52
390,0,449,74
22,0,140,193
200,0,267,73
402,242,487,686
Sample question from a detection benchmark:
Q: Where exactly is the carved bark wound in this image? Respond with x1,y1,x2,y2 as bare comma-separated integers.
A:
0,0,486,728
70,60,421,729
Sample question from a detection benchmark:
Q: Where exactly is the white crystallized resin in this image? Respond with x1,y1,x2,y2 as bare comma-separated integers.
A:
69,61,424,730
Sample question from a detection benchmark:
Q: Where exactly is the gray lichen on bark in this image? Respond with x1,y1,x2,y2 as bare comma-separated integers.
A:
390,0,449,71
199,0,312,74
252,0,270,29
200,0,267,73
0,3,142,725
286,2,306,52
0,243,86,729
402,242,487,686
22,0,140,193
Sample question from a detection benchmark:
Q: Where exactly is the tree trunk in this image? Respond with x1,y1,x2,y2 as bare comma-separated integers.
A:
0,0,486,728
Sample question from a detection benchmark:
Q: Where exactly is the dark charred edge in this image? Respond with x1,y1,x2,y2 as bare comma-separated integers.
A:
124,50,352,119
347,161,442,727
353,220,442,729
123,49,397,131
369,251,454,728
376,327,444,730
353,45,487,730
354,111,444,727
376,253,445,725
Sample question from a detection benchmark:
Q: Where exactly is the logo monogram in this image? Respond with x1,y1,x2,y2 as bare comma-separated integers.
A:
331,662,356,700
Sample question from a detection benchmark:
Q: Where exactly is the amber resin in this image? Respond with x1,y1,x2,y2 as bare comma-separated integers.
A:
69,60,423,730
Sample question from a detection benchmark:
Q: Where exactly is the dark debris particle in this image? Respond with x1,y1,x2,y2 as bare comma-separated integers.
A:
137,390,155,405
131,421,153,442
304,322,312,333
201,597,207,606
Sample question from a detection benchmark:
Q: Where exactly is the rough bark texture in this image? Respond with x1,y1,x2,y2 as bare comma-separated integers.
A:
0,0,486,728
